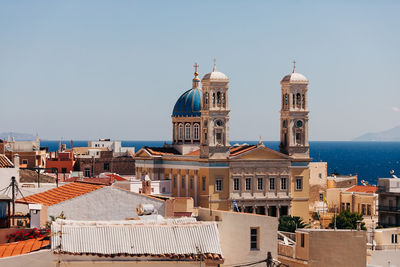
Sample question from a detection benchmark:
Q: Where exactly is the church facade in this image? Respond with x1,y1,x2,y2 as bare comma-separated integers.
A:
134,61,311,220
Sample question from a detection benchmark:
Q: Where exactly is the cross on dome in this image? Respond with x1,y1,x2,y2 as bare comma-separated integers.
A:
193,62,199,76
292,60,296,73
213,58,217,72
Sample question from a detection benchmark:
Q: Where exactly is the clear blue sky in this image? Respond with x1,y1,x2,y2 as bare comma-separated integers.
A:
1,1,399,141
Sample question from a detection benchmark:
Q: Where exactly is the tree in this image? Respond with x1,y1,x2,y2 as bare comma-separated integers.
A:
329,210,366,230
278,215,307,233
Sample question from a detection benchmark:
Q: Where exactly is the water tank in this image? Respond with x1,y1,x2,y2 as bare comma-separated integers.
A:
136,204,155,216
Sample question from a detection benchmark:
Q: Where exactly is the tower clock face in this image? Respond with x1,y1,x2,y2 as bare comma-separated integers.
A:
215,119,224,127
296,120,303,128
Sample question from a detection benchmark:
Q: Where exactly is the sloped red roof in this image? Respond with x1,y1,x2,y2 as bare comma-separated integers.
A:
0,154,13,168
0,238,49,258
105,173,128,181
16,181,105,206
346,185,378,193
229,145,257,156
185,149,200,156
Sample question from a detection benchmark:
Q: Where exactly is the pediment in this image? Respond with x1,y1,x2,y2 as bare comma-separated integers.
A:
230,146,289,160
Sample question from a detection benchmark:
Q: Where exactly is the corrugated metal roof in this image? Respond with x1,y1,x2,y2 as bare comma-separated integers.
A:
51,219,223,261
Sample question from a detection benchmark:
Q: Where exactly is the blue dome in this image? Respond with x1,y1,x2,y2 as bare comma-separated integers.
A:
172,88,202,117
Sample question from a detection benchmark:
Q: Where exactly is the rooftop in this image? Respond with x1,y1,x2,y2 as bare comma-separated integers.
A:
346,185,378,194
16,181,105,206
0,154,13,168
0,238,49,258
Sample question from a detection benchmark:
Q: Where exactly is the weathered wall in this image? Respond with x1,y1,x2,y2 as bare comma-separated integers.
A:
197,208,278,267
48,187,165,222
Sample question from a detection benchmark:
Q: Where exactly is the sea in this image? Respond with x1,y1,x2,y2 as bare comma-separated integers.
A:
41,140,400,186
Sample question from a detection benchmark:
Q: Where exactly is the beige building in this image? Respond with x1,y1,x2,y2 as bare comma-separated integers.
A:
197,207,278,266
278,229,367,267
309,162,327,213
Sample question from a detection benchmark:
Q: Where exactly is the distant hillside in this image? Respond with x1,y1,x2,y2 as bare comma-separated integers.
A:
354,125,400,141
0,132,36,141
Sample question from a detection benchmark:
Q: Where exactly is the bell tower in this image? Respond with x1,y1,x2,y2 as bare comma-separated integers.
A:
279,61,310,159
200,60,230,159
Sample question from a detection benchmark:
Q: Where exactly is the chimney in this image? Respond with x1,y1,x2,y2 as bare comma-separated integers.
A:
13,154,20,168
141,174,152,195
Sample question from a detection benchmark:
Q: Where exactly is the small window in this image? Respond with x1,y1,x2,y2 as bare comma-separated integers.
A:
216,179,223,191
185,124,191,140
245,178,251,191
318,173,322,179
301,233,305,247
296,178,303,190
22,159,28,165
233,178,240,191
281,178,287,190
392,234,398,244
346,203,350,210
193,124,200,140
104,162,110,171
216,132,222,144
202,176,206,191
257,178,263,190
182,177,185,188
178,124,183,140
367,204,371,215
319,193,324,201
250,228,259,250
190,177,193,190
269,178,275,190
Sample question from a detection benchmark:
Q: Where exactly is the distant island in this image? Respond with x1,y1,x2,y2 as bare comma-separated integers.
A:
0,132,37,141
354,125,400,141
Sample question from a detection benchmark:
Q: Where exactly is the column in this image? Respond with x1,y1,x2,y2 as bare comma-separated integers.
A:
186,173,189,197
177,173,181,197
194,174,198,206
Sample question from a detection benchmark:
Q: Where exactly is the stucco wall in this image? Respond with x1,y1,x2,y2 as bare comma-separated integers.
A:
48,187,165,222
197,208,278,266
0,168,19,197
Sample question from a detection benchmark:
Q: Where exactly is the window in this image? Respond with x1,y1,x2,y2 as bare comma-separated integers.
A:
245,178,251,191
250,228,259,250
296,133,301,144
361,204,366,215
22,159,28,165
104,162,110,171
346,203,350,210
296,178,303,190
269,178,275,190
84,168,91,177
61,168,67,174
178,124,183,140
193,124,200,140
281,178,287,190
216,179,223,191
182,177,185,188
257,178,263,190
205,93,209,104
173,176,177,188
233,178,240,191
392,234,398,244
296,93,301,106
319,193,324,201
216,132,222,144
318,173,322,179
190,177,193,190
301,233,305,247
367,204,371,215
217,91,221,104
202,176,206,191
341,203,345,211
185,124,191,140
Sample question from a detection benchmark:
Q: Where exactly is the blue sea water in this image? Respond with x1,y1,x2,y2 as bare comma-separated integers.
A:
41,140,400,186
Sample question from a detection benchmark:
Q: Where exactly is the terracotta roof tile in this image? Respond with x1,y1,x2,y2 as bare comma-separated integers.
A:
0,238,49,258
185,149,200,156
16,181,105,206
229,145,257,156
0,154,13,168
346,185,378,193
144,147,180,156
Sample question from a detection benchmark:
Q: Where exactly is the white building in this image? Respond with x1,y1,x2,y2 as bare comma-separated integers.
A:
88,139,135,154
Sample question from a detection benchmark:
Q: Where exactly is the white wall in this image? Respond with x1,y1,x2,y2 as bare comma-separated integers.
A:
48,187,166,221
0,168,19,197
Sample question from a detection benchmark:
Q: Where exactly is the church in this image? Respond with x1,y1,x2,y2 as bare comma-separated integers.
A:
134,60,311,220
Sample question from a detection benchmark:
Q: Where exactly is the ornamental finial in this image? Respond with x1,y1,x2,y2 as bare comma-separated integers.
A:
193,62,199,77
292,59,296,73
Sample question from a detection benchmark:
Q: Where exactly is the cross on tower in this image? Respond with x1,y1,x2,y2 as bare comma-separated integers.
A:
213,58,217,71
292,60,296,73
193,62,199,73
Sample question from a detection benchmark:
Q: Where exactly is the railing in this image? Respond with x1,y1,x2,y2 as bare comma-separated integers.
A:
378,206,400,212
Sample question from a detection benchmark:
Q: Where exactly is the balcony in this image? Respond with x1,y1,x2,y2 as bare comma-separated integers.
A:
378,205,400,213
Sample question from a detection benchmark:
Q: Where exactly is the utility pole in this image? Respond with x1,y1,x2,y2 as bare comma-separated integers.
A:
11,176,16,227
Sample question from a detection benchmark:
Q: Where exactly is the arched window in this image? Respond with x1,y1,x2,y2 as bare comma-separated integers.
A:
205,93,209,104
217,92,221,104
292,94,295,106
284,94,288,106
178,124,183,140
193,124,200,140
302,94,305,109
296,93,301,107
222,93,225,105
185,124,191,140
212,92,216,104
